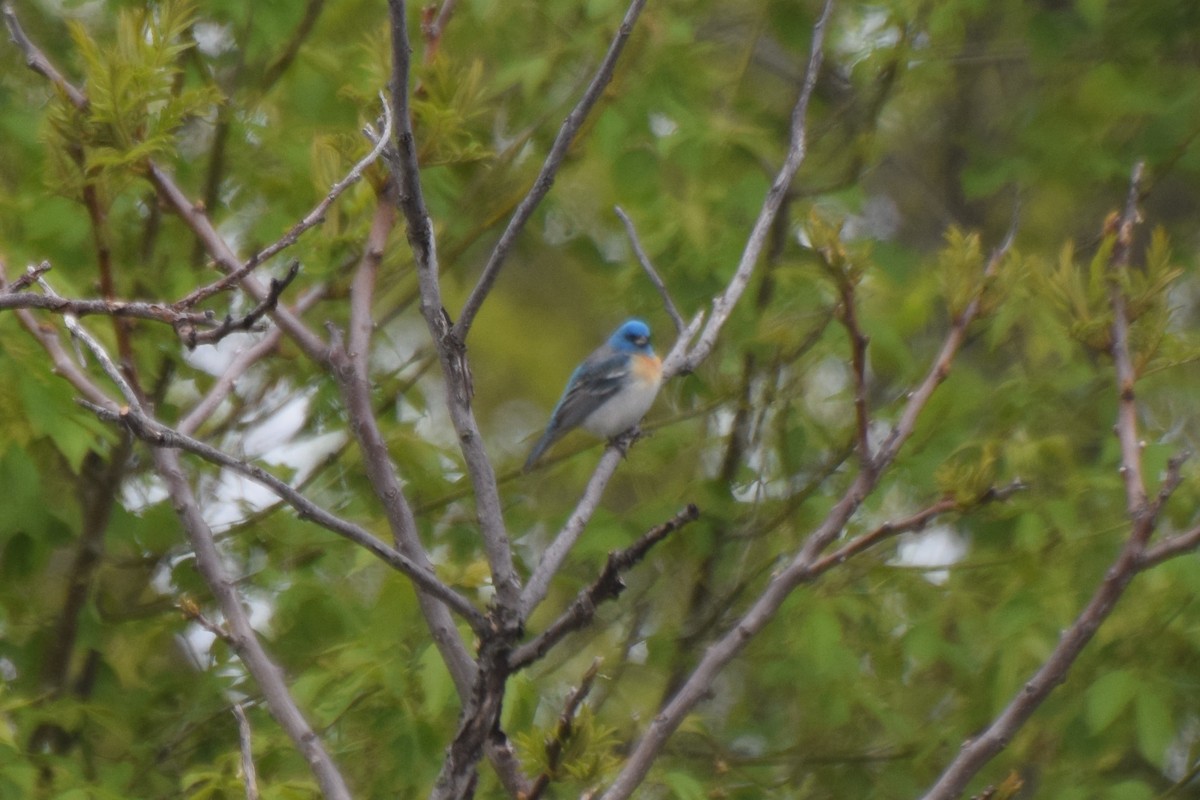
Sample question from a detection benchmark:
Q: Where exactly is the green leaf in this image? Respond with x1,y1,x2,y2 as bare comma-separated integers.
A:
1104,780,1153,800
1085,669,1137,733
1134,690,1173,766
663,770,708,800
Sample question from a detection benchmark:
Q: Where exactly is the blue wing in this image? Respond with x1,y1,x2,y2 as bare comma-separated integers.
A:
524,349,631,471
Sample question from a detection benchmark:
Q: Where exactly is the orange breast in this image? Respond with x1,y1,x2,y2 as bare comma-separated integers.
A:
632,353,663,384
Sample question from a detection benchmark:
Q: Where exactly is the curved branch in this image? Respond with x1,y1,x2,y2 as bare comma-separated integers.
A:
452,0,650,341
83,399,488,632
510,504,700,671
668,0,834,379
388,0,521,613
598,212,1015,800
153,446,354,800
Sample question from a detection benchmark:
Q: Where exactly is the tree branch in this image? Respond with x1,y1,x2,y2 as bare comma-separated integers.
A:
388,0,521,614
525,657,604,800
520,446,625,618
917,160,1171,800
154,445,354,800
451,0,650,342
1107,161,1149,520
232,703,261,800
0,265,294,347
510,505,700,671
146,162,331,363
82,398,488,631
668,0,833,379
2,3,89,110
174,93,393,312
598,215,1016,800
177,286,325,436
614,205,686,335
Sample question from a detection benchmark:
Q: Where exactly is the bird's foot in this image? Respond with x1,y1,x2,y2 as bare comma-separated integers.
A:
610,426,646,458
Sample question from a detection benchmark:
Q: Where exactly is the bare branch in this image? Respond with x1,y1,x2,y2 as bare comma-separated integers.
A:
871,227,1014,470
177,286,324,436
178,262,300,348
82,399,487,631
520,447,625,618
232,703,261,800
1107,160,1149,519
669,0,834,378
614,205,686,335
511,505,700,671
452,0,650,341
0,285,221,329
146,163,331,363
1,261,296,349
1141,521,1200,568
598,208,1017,800
37,275,144,410
2,4,88,109
153,445,353,800
810,481,1026,576
526,658,604,800
388,0,521,614
179,597,234,645
918,161,1162,800
919,519,1148,799
0,264,117,410
833,268,872,467
174,93,394,311
421,0,457,63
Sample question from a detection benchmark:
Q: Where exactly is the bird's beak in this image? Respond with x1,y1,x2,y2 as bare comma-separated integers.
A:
634,336,648,347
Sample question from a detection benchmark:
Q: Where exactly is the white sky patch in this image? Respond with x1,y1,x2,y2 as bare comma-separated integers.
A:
892,525,968,585
241,390,312,457
193,21,233,57
803,356,851,426
836,7,902,68
649,112,678,138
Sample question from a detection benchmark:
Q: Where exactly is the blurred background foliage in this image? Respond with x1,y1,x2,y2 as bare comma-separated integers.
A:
2,0,1200,798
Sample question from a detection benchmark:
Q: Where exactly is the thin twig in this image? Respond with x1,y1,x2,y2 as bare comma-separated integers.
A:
917,160,1166,800
520,447,625,618
146,162,331,363
2,4,89,109
834,269,872,468
177,286,324,436
421,0,457,63
179,597,234,645
511,505,700,670
174,93,393,311
388,0,521,616
232,703,261,800
1107,161,1149,519
810,480,1026,575
525,658,604,800
614,205,685,334
452,0,650,342
154,445,354,800
37,275,143,410
81,398,488,631
669,0,833,379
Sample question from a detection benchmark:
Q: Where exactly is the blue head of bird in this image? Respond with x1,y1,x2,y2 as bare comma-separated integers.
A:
609,319,654,354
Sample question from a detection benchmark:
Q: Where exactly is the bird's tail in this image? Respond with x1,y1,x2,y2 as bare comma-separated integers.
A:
523,430,557,473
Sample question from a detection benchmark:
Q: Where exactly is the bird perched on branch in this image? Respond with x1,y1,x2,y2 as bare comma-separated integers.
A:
524,319,663,472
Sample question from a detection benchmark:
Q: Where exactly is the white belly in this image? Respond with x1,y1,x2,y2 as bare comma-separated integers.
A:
581,378,660,438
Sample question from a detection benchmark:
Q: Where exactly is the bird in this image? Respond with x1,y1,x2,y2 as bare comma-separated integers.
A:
524,318,663,472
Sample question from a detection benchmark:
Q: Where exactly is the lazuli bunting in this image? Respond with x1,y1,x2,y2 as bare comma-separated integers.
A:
524,319,663,471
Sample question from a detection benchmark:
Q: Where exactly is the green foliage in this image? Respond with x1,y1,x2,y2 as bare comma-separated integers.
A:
4,1,1200,799
44,1,219,197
